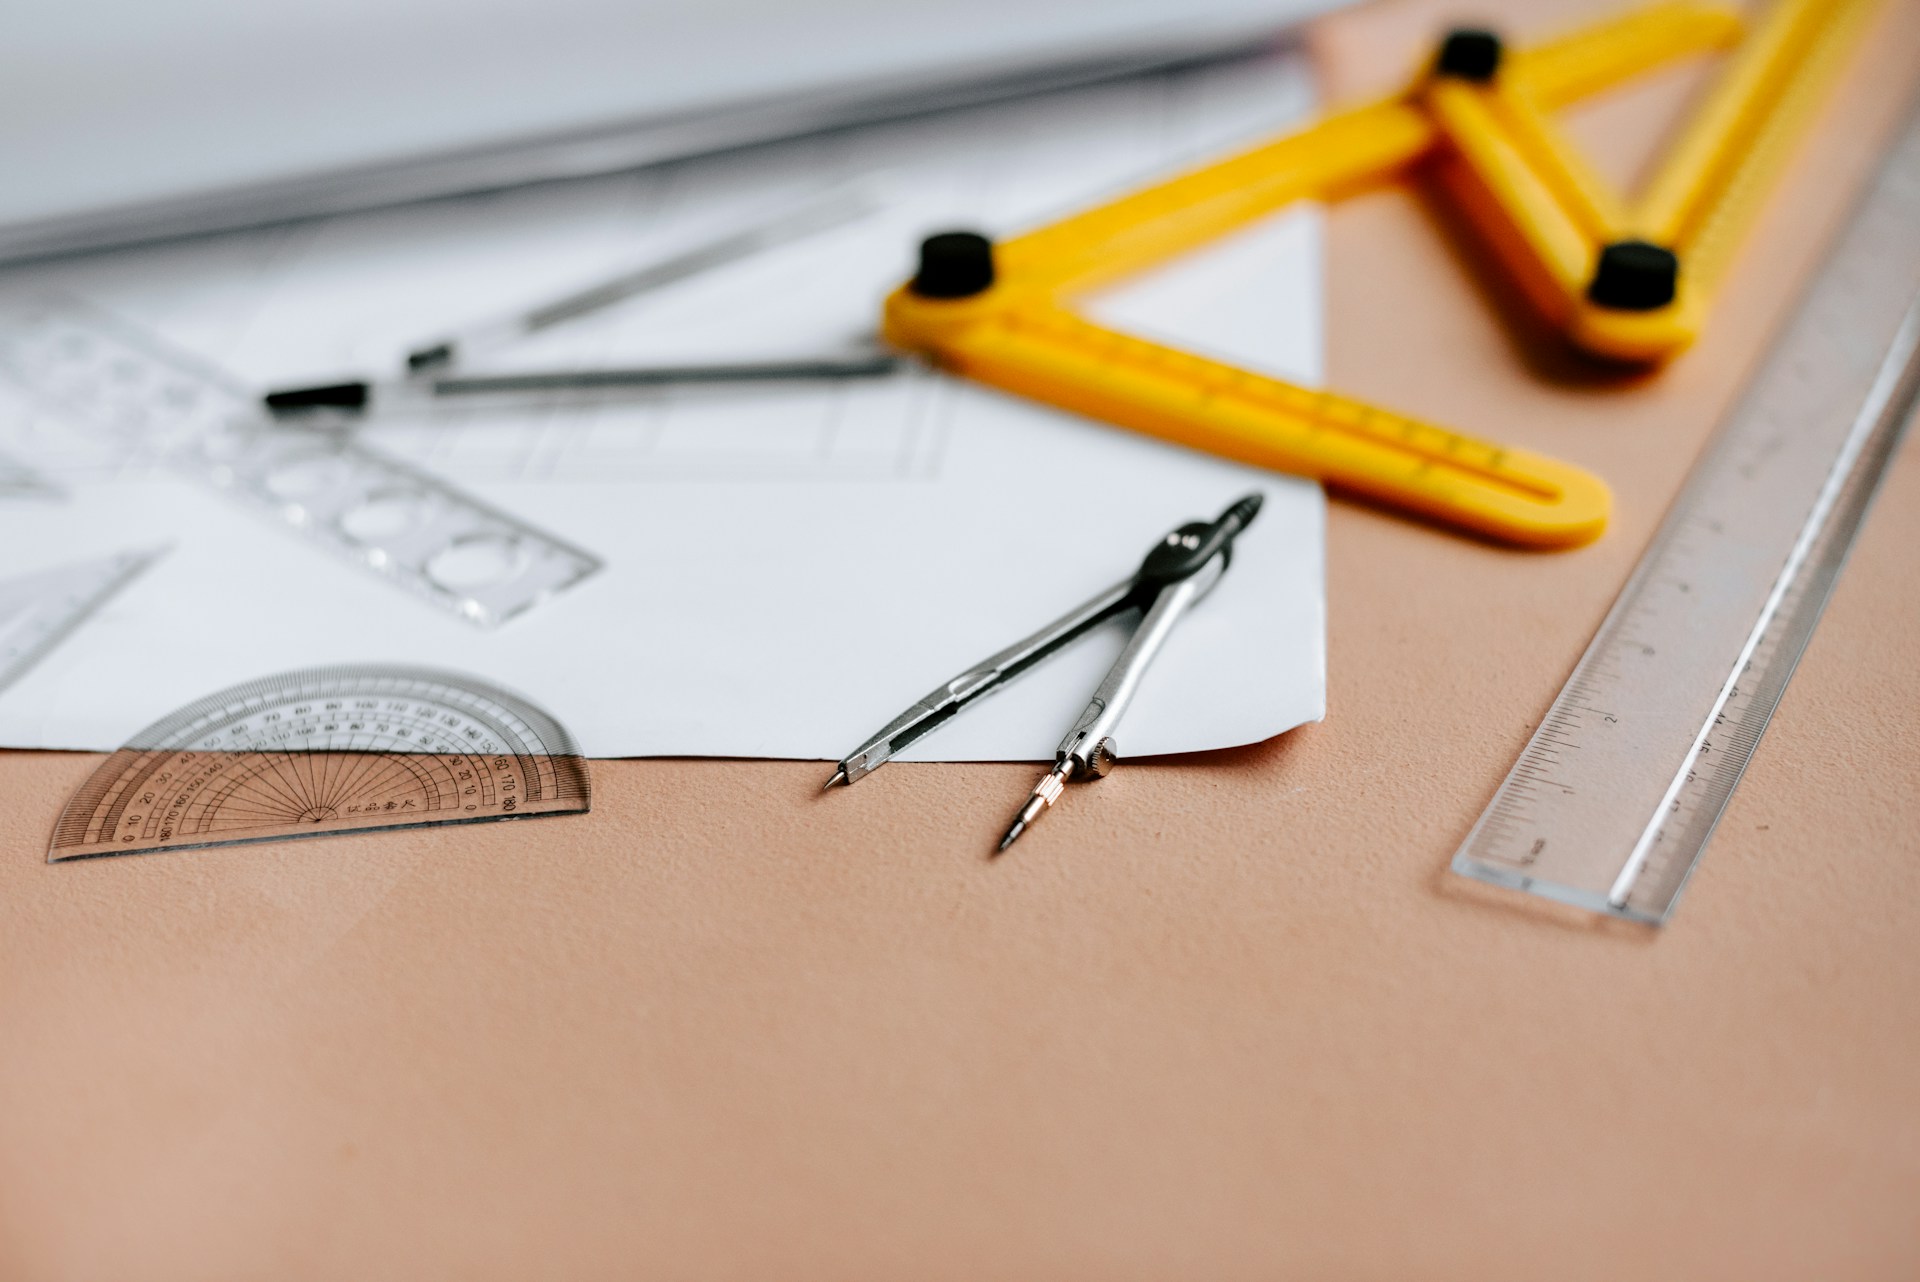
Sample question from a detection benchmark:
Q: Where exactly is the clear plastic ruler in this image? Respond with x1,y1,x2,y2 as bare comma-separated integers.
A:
48,664,590,860
0,547,165,701
1453,102,1920,924
0,298,603,628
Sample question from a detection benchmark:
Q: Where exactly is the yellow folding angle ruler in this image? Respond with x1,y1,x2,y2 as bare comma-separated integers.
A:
1425,0,1880,361
880,0,1873,549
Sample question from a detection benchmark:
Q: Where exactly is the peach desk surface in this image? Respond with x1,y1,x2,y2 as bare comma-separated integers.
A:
2,1,1918,1278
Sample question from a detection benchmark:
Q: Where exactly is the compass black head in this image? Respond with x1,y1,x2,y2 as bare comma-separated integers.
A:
1434,28,1504,82
911,231,996,299
1588,239,1680,311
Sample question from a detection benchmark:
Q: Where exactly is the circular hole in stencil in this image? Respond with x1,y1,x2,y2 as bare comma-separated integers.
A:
339,488,431,545
427,536,528,593
264,453,353,499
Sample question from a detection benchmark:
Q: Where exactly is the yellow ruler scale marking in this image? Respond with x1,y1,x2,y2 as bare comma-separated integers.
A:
913,301,1608,548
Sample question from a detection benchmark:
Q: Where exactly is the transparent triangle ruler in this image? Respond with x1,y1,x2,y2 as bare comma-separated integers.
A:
0,548,164,701
1453,100,1920,924
0,298,602,628
48,664,590,860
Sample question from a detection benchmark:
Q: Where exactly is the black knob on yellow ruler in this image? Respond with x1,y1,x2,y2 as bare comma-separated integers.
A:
911,231,996,299
1588,239,1681,311
1434,29,1504,82
1419,0,1880,360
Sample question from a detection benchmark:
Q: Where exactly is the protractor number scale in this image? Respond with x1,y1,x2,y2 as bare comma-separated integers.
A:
50,665,590,861
1453,101,1920,924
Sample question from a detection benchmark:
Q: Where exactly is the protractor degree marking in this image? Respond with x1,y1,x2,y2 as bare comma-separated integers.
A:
49,665,589,861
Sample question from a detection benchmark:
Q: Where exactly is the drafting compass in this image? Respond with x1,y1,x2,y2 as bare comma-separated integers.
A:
826,494,1263,851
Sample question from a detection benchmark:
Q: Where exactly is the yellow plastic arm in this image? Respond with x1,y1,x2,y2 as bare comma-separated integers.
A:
886,293,1611,550
1424,0,1878,362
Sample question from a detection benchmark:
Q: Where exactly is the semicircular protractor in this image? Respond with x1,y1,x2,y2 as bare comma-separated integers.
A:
49,665,589,861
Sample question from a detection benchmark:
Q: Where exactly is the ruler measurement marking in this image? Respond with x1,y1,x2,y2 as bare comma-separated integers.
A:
1612,297,1920,907
1453,102,1920,922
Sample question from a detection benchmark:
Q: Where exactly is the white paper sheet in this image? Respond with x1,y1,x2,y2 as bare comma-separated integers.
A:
0,48,1326,761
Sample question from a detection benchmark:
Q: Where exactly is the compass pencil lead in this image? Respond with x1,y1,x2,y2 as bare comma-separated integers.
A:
994,779,1058,855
